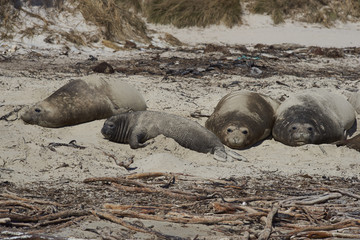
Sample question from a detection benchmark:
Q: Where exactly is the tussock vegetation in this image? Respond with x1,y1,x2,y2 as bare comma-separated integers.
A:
143,0,242,28
72,0,150,43
248,0,360,26
2,0,360,44
0,0,20,39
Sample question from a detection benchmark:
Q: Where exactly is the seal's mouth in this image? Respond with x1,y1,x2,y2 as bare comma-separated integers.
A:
292,140,307,146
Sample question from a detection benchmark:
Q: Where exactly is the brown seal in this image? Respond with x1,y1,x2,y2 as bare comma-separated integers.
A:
21,75,147,128
273,89,356,146
337,134,360,152
205,90,280,149
101,111,246,161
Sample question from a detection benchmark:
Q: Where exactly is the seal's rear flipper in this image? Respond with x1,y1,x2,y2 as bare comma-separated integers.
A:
225,149,248,162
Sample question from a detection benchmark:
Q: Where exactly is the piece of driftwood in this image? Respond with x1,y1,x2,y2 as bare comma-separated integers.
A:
107,208,266,224
85,176,210,200
48,140,86,150
257,204,279,240
289,219,360,236
0,200,41,210
0,217,10,224
126,172,173,179
0,210,90,223
92,210,186,240
281,192,342,206
305,231,360,238
330,189,360,200
0,192,66,207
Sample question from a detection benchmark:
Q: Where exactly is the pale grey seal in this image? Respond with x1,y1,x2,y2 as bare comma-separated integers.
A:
205,90,280,149
273,89,356,146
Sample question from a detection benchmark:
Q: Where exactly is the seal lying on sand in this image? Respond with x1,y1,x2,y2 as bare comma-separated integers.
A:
348,91,360,114
205,90,280,149
21,75,147,128
101,111,246,161
273,89,356,146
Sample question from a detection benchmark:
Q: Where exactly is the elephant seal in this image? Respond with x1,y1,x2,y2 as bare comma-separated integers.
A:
101,111,246,162
21,75,147,128
273,89,356,146
348,91,360,114
205,90,280,149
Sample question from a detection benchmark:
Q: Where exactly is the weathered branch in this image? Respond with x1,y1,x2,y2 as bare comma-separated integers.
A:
257,203,279,240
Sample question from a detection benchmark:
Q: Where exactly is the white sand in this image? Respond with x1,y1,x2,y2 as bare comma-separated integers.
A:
1,11,360,239
149,14,360,48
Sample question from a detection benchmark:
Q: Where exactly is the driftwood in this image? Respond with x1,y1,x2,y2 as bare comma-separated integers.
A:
1,172,359,239
107,208,266,224
0,192,66,207
281,192,342,206
257,204,279,240
92,210,186,240
47,140,86,150
289,219,360,236
305,231,360,238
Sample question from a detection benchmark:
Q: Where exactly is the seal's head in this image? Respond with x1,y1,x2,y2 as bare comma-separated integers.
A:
221,123,251,149
21,102,60,128
273,106,323,146
101,117,117,140
285,122,317,146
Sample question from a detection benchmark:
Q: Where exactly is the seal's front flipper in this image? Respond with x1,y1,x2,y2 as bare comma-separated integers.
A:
213,149,227,162
225,149,248,162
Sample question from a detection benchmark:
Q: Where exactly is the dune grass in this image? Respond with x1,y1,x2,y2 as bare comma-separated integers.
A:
248,0,360,26
74,0,150,43
0,0,20,39
143,0,242,28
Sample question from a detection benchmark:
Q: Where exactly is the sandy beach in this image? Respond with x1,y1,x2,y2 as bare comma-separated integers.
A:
1,10,360,239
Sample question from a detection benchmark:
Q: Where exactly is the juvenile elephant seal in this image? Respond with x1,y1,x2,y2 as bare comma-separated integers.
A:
101,111,246,161
273,89,356,146
205,90,280,149
21,75,147,128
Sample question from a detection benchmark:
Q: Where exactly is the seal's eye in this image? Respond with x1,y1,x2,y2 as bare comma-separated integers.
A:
107,123,115,128
227,128,233,133
308,127,313,131
35,108,41,113
292,126,297,130
242,130,248,135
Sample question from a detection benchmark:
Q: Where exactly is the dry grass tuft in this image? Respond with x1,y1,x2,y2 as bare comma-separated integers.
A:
102,39,124,51
143,0,242,28
74,0,151,43
161,33,183,46
248,0,360,26
0,0,20,38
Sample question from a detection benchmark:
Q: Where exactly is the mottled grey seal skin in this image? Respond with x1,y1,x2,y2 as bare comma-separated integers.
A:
273,89,356,146
348,91,360,114
205,90,280,149
101,111,246,161
21,75,147,128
